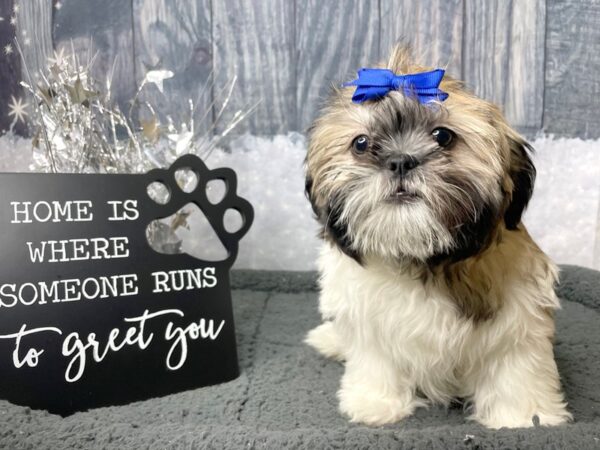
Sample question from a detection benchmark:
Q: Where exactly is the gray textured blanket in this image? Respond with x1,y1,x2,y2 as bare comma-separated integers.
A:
0,265,598,449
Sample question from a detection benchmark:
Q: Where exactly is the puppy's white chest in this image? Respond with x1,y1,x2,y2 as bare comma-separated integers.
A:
352,267,466,353
319,245,472,371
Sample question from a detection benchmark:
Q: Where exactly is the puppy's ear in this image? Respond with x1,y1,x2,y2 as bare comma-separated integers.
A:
305,176,362,264
304,175,320,219
504,138,536,230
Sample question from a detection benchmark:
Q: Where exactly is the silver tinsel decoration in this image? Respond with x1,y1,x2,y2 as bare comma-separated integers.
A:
17,43,254,254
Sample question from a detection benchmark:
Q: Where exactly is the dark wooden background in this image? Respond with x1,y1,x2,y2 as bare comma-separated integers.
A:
1,0,600,138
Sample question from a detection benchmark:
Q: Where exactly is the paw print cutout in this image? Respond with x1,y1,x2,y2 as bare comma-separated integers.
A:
144,154,254,268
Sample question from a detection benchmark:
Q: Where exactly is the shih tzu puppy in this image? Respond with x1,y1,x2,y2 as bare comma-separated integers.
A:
304,45,571,429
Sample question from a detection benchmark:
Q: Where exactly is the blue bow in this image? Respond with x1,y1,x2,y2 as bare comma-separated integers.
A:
343,68,449,104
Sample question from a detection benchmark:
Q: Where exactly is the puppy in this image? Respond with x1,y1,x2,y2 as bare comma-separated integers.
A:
304,45,572,429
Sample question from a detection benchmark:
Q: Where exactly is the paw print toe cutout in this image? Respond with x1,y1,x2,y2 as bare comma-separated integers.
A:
174,167,199,193
224,209,243,233
145,154,253,268
147,181,171,204
206,179,227,204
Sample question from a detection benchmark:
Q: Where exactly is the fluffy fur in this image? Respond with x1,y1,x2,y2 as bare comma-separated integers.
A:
304,46,572,429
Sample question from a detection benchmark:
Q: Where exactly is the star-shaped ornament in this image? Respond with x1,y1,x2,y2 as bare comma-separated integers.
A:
7,96,29,124
47,47,66,66
170,210,191,231
66,77,98,106
140,116,160,143
144,69,174,93
37,85,57,105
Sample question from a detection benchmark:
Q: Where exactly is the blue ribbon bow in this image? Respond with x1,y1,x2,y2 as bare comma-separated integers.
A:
343,68,449,104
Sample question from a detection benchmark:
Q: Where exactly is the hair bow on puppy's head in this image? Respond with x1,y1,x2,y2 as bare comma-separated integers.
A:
343,68,449,105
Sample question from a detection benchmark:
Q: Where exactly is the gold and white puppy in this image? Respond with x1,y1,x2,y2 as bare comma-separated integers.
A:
304,46,571,429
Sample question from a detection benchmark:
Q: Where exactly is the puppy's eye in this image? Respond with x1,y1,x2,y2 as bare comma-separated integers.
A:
352,135,369,153
431,128,455,147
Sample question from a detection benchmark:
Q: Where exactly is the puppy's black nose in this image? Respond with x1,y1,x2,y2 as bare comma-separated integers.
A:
386,155,419,177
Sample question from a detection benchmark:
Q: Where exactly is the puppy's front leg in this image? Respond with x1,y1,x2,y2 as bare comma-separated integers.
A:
338,350,425,426
471,340,572,429
305,321,346,361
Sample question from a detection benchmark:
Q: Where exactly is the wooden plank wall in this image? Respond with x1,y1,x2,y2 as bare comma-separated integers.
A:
544,0,600,138
0,0,27,135
2,0,600,139
132,0,213,132
52,0,137,111
295,0,379,134
462,0,546,134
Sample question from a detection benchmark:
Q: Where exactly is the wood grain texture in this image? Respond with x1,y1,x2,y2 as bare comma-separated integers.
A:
462,1,512,108
16,0,53,83
0,0,27,135
295,0,380,132
504,0,545,131
52,0,136,110
544,0,600,138
379,0,463,79
212,0,295,135
132,0,212,132
3,0,600,140
462,0,546,131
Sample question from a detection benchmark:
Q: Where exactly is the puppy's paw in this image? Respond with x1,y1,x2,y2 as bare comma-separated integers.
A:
338,386,424,426
305,321,345,361
535,409,573,426
472,406,572,429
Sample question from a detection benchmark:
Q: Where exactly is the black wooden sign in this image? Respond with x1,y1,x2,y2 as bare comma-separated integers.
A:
0,154,253,415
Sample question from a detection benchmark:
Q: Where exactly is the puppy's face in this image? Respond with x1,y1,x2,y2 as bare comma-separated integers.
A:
306,47,535,264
